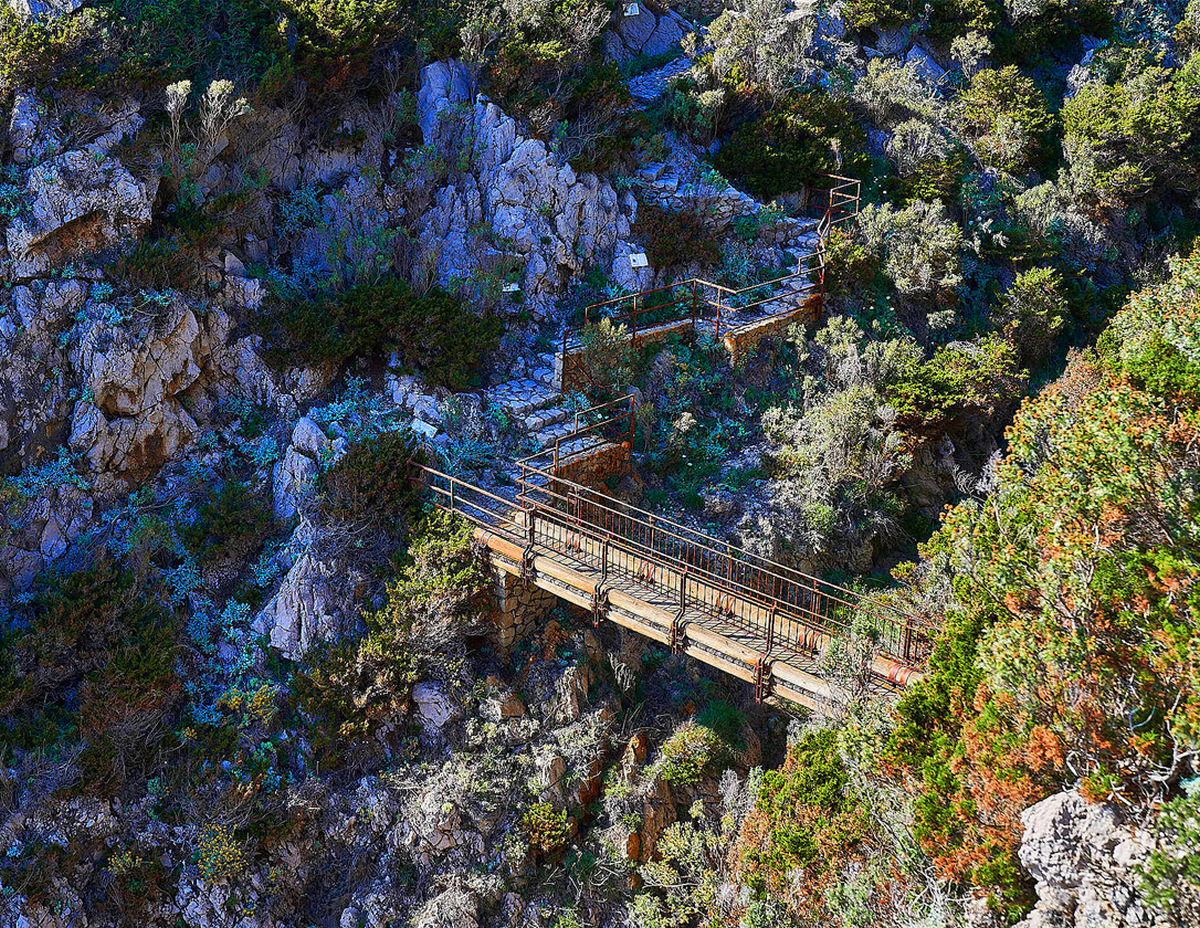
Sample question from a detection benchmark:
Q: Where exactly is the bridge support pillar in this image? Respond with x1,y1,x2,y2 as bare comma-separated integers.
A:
493,567,556,653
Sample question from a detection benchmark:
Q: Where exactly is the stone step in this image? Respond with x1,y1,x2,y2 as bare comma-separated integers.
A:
525,402,574,435
531,415,580,445
555,434,612,460
489,379,562,417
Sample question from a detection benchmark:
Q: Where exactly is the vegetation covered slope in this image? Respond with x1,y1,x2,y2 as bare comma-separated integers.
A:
888,247,1200,917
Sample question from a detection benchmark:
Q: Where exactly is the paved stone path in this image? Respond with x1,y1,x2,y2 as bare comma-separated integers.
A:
483,352,615,467
627,55,694,104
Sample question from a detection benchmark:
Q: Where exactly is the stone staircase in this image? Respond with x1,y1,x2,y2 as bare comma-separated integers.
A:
484,353,624,476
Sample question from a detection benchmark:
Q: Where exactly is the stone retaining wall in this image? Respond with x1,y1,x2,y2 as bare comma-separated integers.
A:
722,293,824,366
557,441,632,488
494,569,557,651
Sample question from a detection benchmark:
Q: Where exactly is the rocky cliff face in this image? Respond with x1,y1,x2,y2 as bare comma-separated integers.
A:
1009,790,1197,928
413,59,635,317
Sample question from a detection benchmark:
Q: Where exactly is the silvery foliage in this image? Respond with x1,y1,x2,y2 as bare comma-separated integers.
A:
707,0,814,98
760,317,920,562
858,199,963,296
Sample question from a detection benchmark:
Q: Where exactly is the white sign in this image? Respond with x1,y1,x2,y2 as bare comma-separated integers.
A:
623,2,641,15
502,282,521,293
409,418,439,440
629,252,649,269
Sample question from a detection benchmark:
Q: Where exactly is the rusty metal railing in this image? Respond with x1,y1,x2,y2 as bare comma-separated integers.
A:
411,458,927,685
515,393,636,492
561,175,861,388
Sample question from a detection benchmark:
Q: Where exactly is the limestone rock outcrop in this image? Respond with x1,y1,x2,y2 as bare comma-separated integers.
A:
6,148,157,278
414,60,634,316
603,2,691,64
1013,789,1197,928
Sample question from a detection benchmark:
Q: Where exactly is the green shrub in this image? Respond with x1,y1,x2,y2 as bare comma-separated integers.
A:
858,199,963,297
632,202,721,270
113,238,200,292
885,335,1023,429
1122,332,1200,403
292,510,486,770
714,92,868,201
695,699,745,750
997,266,1067,369
749,730,865,878
656,720,728,787
317,430,421,528
183,481,272,564
268,281,502,388
576,318,636,394
956,66,1055,175
523,802,570,854
821,226,880,297
0,4,98,87
390,287,503,391
1062,55,1200,206
266,278,411,368
0,561,181,791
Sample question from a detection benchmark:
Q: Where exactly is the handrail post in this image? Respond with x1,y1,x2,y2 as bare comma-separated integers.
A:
715,290,721,340
627,393,635,445
449,476,456,514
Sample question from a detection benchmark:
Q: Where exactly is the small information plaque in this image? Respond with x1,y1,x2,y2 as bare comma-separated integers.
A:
629,252,649,268
409,419,438,440
623,2,641,15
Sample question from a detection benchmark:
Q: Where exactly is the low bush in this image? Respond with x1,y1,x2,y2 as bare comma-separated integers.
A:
293,510,489,771
821,226,879,297
887,252,1200,918
183,481,272,564
858,199,963,298
265,278,410,368
195,824,247,883
3,0,457,92
714,92,867,201
390,287,503,391
885,335,1023,430
317,430,421,529
1062,55,1200,206
741,730,866,885
632,202,721,270
656,720,728,787
0,560,181,792
268,281,502,389
523,802,571,855
956,66,1055,175
997,266,1067,370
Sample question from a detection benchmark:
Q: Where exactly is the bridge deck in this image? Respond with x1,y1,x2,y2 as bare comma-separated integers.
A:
421,464,924,709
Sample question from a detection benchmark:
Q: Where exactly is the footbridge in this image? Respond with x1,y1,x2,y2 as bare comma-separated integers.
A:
415,174,927,709
413,395,928,710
